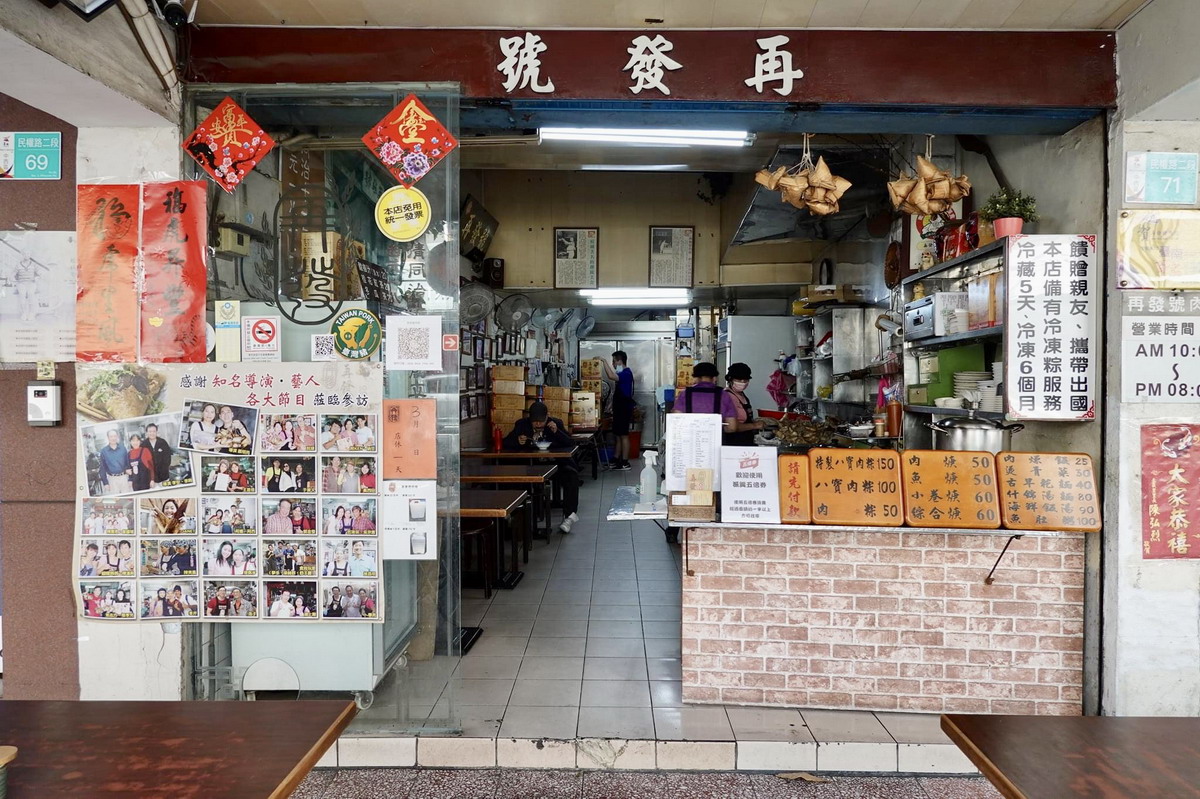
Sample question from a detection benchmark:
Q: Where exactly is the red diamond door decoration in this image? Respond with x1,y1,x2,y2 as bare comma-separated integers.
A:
183,96,276,193
362,93,458,187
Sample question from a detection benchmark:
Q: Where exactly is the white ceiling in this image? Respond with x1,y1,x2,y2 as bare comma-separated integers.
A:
196,0,1150,29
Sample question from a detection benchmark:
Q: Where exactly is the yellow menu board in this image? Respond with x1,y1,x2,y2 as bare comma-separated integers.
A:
998,452,1102,532
901,450,1000,529
809,448,904,526
779,454,811,524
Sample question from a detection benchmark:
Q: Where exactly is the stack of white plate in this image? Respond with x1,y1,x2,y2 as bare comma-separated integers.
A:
975,380,1004,413
992,361,1004,381
953,371,994,399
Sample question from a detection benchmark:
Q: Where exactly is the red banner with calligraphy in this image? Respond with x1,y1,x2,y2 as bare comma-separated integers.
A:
76,184,141,361
141,181,208,362
1142,424,1200,559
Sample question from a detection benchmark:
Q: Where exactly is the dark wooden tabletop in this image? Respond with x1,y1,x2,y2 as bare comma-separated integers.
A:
461,447,579,460
942,714,1200,799
460,464,558,484
0,699,355,798
459,488,530,518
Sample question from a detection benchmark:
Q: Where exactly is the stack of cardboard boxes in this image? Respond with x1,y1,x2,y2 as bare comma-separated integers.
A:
580,358,603,402
570,390,598,429
490,364,526,428
530,386,572,422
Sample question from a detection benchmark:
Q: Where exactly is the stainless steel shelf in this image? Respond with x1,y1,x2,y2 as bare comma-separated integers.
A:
905,326,1004,350
900,238,1007,286
905,405,1006,421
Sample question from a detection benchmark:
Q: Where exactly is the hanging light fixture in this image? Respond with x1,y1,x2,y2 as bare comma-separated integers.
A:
888,135,971,216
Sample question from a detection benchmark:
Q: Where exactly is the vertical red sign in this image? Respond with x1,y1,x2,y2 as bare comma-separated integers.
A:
76,184,141,361
140,181,208,362
1142,424,1200,559
382,399,438,479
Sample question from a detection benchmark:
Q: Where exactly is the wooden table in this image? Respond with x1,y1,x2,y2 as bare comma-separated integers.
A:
461,447,579,461
570,429,602,478
460,488,530,589
941,714,1200,799
461,464,558,537
0,699,354,798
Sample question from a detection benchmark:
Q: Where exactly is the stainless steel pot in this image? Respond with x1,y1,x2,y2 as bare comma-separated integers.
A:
927,414,1024,454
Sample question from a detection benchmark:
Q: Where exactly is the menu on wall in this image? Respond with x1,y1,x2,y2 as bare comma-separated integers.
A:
808,448,904,527
1004,234,1097,421
75,362,386,622
664,413,723,493
997,452,1101,532
720,446,781,525
901,450,1000,529
778,453,811,524
1141,424,1200,559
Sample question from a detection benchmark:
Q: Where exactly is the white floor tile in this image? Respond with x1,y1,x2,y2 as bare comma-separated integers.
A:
588,620,644,638
588,605,642,621
541,591,592,605
642,621,681,639
737,741,818,771
646,657,681,681
816,741,899,772
497,737,576,768
457,656,523,680
897,743,978,774
533,618,585,638
508,679,583,708
585,638,645,658
465,635,529,658
802,709,893,743
639,605,682,621
483,603,540,621
653,706,735,741
637,592,681,607
338,736,417,767
644,638,682,658
649,680,684,708
581,680,652,708
583,656,648,681
524,636,587,657
875,712,952,744
455,679,515,706
417,736,495,767
517,655,585,680
577,738,657,770
499,705,579,739
590,590,641,606
578,706,656,739
726,708,814,742
536,604,591,620
480,619,535,637
655,740,736,770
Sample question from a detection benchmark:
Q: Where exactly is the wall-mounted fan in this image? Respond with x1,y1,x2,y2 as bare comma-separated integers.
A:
531,308,561,330
553,308,577,334
575,314,596,338
460,281,496,325
494,294,534,332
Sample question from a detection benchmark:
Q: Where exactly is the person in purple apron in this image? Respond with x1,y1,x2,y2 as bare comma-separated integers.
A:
664,362,736,544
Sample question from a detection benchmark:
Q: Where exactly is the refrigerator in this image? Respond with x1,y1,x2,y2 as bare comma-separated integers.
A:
716,315,795,413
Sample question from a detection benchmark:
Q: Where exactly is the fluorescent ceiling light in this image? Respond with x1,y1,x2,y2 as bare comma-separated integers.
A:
581,289,689,299
589,297,691,307
579,164,693,171
540,127,752,148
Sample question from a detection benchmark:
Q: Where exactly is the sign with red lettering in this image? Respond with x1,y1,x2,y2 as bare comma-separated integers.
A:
362,93,458,188
76,184,141,362
183,96,276,193
140,181,207,362
1142,424,1200,558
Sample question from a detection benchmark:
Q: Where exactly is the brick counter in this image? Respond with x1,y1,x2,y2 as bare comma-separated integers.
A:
681,526,1085,715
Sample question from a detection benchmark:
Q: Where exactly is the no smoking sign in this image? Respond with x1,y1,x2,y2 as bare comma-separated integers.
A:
242,315,281,362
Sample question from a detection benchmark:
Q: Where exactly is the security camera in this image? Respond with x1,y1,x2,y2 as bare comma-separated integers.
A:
160,0,188,27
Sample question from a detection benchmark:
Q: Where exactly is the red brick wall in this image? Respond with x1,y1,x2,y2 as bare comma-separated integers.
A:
681,527,1085,715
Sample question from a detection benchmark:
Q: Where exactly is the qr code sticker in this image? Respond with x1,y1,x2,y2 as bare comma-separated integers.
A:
311,334,337,361
398,326,433,363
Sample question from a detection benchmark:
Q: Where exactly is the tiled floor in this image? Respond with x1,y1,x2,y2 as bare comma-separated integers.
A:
295,768,1003,799
351,468,975,774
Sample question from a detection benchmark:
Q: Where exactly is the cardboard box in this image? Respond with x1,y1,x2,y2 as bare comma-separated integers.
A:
570,412,599,427
581,359,602,379
491,380,525,396
491,408,525,425
492,364,525,381
667,491,717,523
525,385,540,397
571,391,597,409
546,400,571,417
582,379,602,396
543,386,571,401
805,284,871,304
493,394,526,410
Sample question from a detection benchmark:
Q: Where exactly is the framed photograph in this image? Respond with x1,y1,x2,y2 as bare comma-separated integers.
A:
80,412,195,497
460,395,470,420
649,226,695,288
473,335,484,360
554,227,599,289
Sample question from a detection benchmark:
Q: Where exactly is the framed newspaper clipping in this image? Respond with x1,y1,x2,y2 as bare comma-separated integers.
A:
554,227,599,289
649,226,694,288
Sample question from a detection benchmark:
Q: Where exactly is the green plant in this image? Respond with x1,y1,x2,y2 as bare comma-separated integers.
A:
978,188,1039,222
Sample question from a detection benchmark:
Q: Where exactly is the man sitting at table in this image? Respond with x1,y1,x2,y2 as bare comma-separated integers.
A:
503,401,580,534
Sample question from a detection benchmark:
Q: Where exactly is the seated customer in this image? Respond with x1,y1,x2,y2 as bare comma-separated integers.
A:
503,401,581,534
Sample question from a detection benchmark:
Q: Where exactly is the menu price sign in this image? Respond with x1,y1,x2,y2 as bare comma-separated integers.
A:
1004,234,1097,421
1141,424,1200,559
901,450,999,529
778,454,811,524
997,452,1101,532
664,413,722,493
808,448,904,527
1121,291,1200,402
720,446,781,525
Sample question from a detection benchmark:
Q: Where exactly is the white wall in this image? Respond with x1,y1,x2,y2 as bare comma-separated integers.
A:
76,123,187,701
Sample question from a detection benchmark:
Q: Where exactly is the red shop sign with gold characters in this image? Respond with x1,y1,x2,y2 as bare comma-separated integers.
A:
183,96,276,193
1142,424,1200,559
362,93,458,187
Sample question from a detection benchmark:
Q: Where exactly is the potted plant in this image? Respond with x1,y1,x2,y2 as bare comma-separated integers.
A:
978,188,1039,238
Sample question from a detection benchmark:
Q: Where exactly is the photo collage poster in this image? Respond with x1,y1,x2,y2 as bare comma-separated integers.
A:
75,362,386,623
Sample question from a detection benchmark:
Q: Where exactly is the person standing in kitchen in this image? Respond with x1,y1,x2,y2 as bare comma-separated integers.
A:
723,362,768,446
602,351,636,471
672,362,737,418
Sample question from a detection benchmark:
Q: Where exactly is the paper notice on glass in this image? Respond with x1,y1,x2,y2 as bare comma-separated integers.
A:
663,413,723,493
385,314,442,371
380,479,437,560
720,446,781,525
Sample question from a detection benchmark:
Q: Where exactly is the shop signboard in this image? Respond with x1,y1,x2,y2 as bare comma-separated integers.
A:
663,413,722,493
1125,152,1199,205
720,446,781,525
809,448,904,527
901,450,1000,528
1121,290,1200,402
74,361,386,622
0,131,61,180
1141,424,1200,559
1004,234,1097,421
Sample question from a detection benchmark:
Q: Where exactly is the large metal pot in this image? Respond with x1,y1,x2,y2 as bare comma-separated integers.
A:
928,414,1024,454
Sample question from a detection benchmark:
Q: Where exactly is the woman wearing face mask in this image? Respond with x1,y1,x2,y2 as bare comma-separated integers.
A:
723,363,768,446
